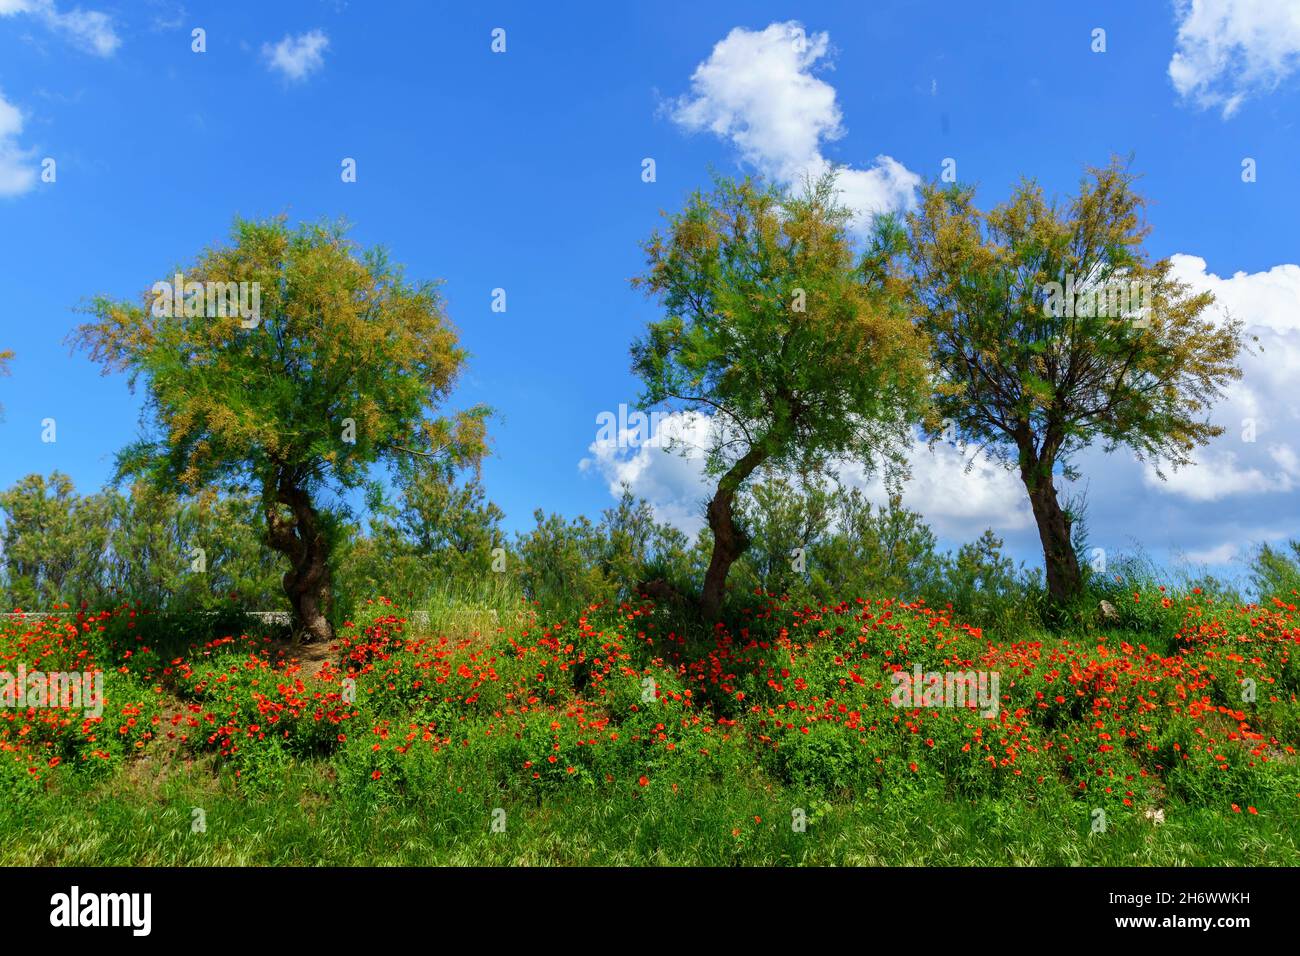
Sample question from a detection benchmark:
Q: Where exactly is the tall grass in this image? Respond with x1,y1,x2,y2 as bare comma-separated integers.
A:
412,575,529,639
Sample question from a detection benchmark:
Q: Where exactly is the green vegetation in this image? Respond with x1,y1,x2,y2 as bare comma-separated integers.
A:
3,550,1299,864
0,164,1282,867
887,159,1243,610
70,218,487,641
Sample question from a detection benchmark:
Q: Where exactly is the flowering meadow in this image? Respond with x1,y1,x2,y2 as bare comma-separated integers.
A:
2,588,1298,865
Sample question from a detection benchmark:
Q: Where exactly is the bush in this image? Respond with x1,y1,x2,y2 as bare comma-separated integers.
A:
1251,541,1300,602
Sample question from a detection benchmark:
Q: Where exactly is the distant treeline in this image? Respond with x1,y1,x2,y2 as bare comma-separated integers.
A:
0,468,1036,626
4,469,1296,631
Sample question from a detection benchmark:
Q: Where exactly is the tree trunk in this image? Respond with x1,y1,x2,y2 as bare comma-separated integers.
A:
263,477,335,643
699,446,768,620
1019,458,1082,610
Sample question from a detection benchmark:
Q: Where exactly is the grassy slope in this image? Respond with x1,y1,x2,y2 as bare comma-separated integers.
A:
5,754,1299,866
3,593,1298,866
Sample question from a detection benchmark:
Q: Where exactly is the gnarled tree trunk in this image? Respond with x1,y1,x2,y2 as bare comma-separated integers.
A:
699,446,768,620
1019,452,1082,610
263,475,335,643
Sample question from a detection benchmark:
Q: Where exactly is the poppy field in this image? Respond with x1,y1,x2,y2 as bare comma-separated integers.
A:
3,585,1298,866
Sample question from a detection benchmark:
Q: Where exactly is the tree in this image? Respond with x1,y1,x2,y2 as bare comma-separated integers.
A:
809,489,943,602
937,529,1029,627
0,472,109,609
512,487,687,610
514,510,606,609
733,476,833,597
631,174,930,618
890,159,1243,610
101,483,285,610
72,217,485,641
387,464,503,573
340,460,504,607
0,472,286,611
1250,540,1300,600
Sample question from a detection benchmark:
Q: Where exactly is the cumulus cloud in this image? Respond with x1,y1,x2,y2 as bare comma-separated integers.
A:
1140,255,1300,503
839,441,1033,541
579,408,1031,544
580,409,714,534
0,91,37,198
1147,448,1296,501
668,21,919,228
1169,0,1300,117
0,0,120,56
262,29,330,83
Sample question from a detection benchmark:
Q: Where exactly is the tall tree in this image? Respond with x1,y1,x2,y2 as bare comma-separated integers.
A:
733,476,833,597
343,460,504,605
631,174,930,618
890,160,1243,609
72,217,485,641
0,472,109,609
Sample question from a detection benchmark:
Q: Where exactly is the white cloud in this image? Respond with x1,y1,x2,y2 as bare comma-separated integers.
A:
1169,0,1300,117
1169,254,1300,335
262,29,330,83
580,410,714,534
1146,448,1295,501
830,158,923,228
0,91,37,198
668,21,919,228
580,409,1030,543
1181,541,1241,565
1141,255,1300,503
0,0,120,56
840,441,1033,540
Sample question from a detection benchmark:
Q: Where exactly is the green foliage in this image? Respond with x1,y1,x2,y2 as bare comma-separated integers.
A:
896,158,1242,472
103,482,286,610
808,487,945,602
1250,541,1300,602
631,173,933,614
70,217,487,638
732,476,833,596
72,217,485,498
890,158,1244,608
512,510,606,610
335,461,505,615
723,477,1037,629
0,472,283,611
0,473,109,609
512,486,688,610
937,529,1039,630
632,173,930,481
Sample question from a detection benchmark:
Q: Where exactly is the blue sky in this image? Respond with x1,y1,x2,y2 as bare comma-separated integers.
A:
2,0,1299,583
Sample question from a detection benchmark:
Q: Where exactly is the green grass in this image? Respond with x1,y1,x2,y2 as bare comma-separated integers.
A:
5,758,1298,866
4,583,1299,866
413,576,528,640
